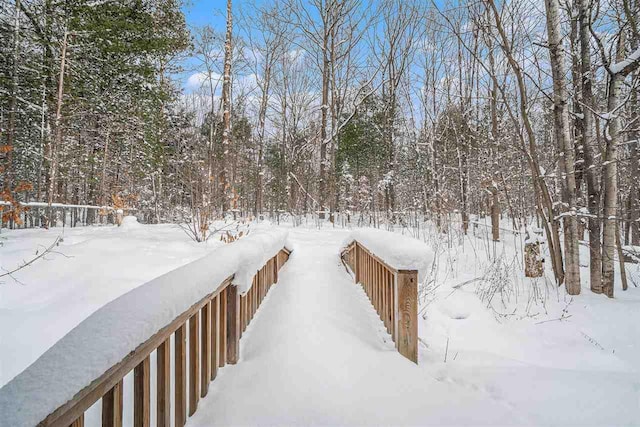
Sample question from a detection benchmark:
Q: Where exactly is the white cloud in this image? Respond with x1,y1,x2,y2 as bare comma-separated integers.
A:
186,71,222,91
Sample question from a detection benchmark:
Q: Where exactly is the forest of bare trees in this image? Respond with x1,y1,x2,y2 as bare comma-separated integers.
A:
1,0,639,297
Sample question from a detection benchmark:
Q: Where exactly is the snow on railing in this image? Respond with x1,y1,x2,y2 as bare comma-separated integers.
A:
0,228,291,427
341,229,433,364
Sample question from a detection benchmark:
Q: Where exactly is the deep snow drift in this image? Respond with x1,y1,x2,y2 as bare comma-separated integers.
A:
187,228,639,426
1,220,639,426
0,218,259,387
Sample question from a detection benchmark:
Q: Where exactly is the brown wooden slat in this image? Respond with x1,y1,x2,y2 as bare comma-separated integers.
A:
101,380,123,427
133,356,150,427
226,284,240,364
188,311,200,415
355,243,360,283
157,339,170,427
211,295,219,381
273,254,278,283
241,295,247,333
175,323,187,427
69,414,84,427
219,288,227,367
201,302,211,397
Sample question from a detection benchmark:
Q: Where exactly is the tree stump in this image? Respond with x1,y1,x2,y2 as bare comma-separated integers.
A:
525,227,545,278
525,242,544,278
116,209,124,226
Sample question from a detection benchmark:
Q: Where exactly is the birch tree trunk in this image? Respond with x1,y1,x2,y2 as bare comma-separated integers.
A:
599,33,640,297
544,0,581,294
220,0,233,214
46,30,68,227
578,0,603,292
319,33,330,218
255,55,272,216
628,71,639,245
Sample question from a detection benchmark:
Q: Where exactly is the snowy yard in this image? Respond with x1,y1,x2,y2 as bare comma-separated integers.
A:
189,227,640,426
0,220,224,387
1,221,639,425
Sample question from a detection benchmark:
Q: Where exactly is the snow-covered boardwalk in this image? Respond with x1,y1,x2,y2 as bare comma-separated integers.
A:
2,226,638,426
187,229,522,426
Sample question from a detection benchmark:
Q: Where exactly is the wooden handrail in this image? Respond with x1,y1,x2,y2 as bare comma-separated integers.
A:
37,247,291,427
342,241,418,363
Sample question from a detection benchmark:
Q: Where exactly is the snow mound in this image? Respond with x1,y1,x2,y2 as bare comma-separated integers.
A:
0,227,289,427
343,228,433,282
232,226,291,294
119,215,141,230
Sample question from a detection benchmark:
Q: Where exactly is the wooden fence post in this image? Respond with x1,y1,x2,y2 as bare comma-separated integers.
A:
226,285,240,364
396,270,418,363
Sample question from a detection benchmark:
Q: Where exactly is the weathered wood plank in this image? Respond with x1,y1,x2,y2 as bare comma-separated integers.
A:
69,414,84,427
355,243,360,283
133,356,150,427
219,288,227,367
175,324,187,427
396,270,418,363
211,295,219,381
226,284,240,364
201,302,211,397
188,312,200,415
101,380,122,427
156,339,170,427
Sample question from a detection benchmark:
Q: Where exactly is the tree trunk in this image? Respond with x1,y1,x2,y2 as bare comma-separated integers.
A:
47,30,68,227
254,58,271,216
628,78,640,245
319,33,330,218
601,70,624,298
544,0,581,294
5,0,21,189
220,0,233,214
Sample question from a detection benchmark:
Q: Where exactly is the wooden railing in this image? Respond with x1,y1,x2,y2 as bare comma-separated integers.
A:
38,248,290,427
341,242,418,363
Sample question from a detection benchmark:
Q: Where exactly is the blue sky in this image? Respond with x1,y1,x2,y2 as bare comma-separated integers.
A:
182,0,226,28
179,0,269,90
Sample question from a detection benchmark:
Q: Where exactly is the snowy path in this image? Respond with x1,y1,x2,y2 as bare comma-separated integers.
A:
187,229,526,426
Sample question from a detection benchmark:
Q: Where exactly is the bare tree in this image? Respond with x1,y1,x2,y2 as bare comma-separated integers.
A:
220,0,234,213
591,13,640,297
544,0,581,294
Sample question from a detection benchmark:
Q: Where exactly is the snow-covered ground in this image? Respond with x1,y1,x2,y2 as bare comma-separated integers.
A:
1,220,639,425
0,220,224,387
188,228,639,426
